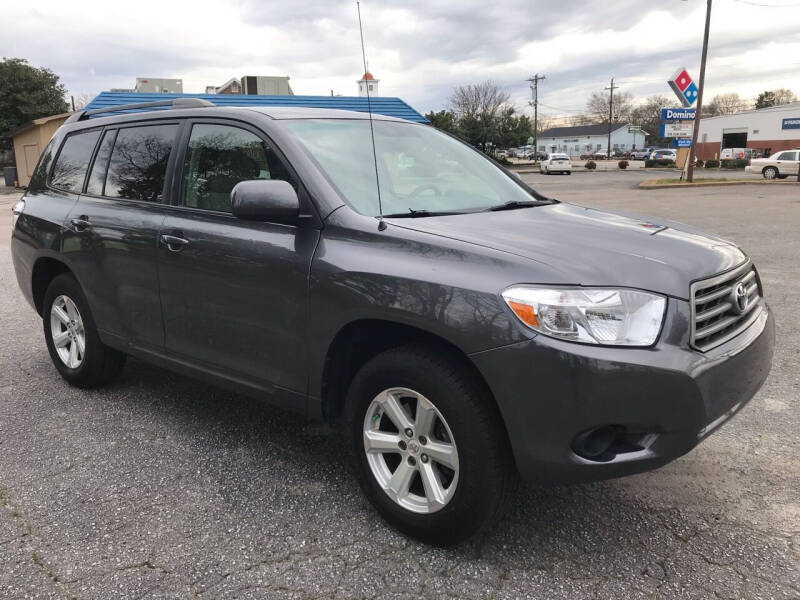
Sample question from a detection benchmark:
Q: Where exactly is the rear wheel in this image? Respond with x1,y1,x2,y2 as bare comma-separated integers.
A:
347,345,516,545
763,166,778,180
43,273,125,388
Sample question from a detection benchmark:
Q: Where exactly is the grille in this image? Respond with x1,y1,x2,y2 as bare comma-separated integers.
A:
690,262,762,352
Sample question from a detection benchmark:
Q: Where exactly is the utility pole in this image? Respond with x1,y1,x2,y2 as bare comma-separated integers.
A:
527,74,545,158
605,77,618,157
687,0,712,183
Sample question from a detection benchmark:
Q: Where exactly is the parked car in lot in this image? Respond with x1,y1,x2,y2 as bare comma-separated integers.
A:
539,153,572,174
11,99,775,545
592,149,613,160
745,149,799,179
630,147,655,160
651,149,677,161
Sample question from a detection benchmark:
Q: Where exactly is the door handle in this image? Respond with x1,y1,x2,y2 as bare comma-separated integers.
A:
160,233,190,252
70,217,91,231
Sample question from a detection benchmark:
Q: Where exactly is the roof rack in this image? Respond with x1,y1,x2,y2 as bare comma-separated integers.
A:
65,97,215,123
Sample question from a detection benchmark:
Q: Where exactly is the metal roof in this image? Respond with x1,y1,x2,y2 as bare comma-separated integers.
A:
539,123,630,138
84,91,428,123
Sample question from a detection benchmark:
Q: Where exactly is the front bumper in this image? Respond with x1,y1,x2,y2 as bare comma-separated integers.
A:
470,298,775,483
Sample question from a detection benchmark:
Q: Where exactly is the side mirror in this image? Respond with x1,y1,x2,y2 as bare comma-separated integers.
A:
230,180,300,222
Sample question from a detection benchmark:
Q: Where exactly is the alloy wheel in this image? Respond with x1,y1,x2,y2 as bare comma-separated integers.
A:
50,295,85,369
363,387,459,514
763,167,777,180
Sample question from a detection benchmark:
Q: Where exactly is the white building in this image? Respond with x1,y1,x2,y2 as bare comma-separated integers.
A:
357,71,380,97
696,102,800,160
135,78,183,93
537,123,646,157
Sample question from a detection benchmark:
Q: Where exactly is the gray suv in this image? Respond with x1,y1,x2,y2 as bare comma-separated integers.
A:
11,99,774,545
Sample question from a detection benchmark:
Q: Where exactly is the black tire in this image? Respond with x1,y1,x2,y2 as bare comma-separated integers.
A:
763,166,778,180
42,273,125,388
566,171,572,175
347,345,517,545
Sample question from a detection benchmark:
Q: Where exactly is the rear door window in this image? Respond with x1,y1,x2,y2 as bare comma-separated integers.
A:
85,130,117,196
49,129,102,193
105,124,178,202
776,151,797,161
181,123,295,213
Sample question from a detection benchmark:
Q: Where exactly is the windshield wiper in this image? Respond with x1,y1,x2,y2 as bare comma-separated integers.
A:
485,200,547,212
382,208,466,218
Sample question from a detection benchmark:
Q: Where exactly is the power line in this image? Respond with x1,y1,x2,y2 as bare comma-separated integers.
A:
733,0,800,7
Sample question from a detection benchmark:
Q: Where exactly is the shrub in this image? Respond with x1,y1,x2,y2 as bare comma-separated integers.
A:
645,159,676,168
720,158,748,169
695,159,704,168
618,160,629,169
704,159,720,168
585,160,597,170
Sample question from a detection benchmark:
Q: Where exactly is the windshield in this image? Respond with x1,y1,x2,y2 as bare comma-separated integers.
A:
282,119,543,216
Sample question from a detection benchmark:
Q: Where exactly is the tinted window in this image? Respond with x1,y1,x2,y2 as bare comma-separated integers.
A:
182,123,294,213
105,124,178,201
85,130,117,196
50,130,102,192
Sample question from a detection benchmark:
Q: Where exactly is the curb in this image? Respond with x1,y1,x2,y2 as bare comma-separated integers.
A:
638,179,795,190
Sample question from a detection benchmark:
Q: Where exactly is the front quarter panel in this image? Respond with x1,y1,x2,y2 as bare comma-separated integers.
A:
307,209,554,400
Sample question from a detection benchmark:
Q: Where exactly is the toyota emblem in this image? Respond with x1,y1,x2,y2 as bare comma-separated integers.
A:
733,281,749,313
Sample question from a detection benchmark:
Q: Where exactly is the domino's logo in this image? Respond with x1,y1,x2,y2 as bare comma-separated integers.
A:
668,68,698,108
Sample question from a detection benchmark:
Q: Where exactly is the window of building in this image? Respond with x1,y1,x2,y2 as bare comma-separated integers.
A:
182,123,294,213
49,129,102,193
105,124,178,201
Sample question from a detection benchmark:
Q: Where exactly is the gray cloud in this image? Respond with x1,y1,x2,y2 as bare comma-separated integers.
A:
4,0,800,116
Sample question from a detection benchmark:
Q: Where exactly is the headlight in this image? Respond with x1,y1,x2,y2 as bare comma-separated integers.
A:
502,286,666,346
11,199,25,229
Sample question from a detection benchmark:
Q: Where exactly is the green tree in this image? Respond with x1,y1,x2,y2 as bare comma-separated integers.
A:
0,58,67,151
755,91,776,109
425,110,458,135
755,88,796,109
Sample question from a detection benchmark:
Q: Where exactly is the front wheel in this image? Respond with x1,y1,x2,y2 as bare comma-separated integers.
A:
43,273,125,388
347,345,516,545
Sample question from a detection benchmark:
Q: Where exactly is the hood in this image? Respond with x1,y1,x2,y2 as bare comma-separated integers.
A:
385,203,746,300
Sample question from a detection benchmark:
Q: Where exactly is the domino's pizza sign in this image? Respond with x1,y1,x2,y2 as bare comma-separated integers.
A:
668,68,699,108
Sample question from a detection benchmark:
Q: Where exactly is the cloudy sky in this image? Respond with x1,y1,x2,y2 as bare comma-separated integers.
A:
4,0,800,117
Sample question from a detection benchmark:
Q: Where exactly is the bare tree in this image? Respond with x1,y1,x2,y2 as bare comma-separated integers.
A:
771,87,797,105
630,95,672,144
585,90,635,124
705,92,746,116
448,81,510,121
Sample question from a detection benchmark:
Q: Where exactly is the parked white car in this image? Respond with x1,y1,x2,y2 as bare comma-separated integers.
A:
745,149,799,179
540,153,572,175
650,149,677,162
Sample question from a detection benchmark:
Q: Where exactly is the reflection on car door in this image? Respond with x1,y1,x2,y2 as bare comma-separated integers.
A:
63,121,180,350
157,120,319,405
776,151,798,175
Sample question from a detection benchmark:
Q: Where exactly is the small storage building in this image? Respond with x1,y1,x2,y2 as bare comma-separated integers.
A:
11,113,71,187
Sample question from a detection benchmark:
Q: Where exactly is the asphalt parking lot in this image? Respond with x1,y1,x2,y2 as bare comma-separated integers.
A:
1,176,798,599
